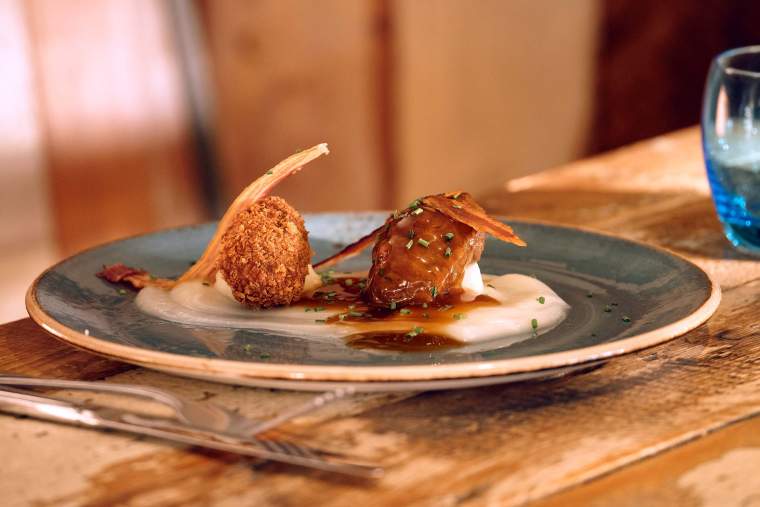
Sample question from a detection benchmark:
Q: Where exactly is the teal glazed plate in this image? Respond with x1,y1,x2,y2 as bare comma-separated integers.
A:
27,214,721,391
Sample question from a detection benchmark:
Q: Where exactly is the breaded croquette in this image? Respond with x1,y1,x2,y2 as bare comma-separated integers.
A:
217,196,310,308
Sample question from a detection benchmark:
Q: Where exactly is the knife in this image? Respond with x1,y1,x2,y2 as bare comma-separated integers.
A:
0,388,383,479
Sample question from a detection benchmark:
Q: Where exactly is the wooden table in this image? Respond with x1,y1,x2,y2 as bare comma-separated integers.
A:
3,127,760,506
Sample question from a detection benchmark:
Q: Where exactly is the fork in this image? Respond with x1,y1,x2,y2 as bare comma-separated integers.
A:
0,374,354,438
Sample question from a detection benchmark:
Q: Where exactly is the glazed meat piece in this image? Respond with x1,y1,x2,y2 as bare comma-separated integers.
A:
364,194,486,307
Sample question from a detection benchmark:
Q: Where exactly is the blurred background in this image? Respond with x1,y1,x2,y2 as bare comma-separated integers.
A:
1,0,759,322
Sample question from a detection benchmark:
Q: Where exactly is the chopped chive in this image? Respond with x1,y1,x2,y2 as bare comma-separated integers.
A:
339,314,347,321
399,308,412,315
242,344,254,353
314,307,326,312
611,302,619,306
537,296,545,304
389,301,397,310
430,286,439,298
586,292,593,298
358,282,366,289
451,192,462,200
326,291,337,297
118,289,127,295
444,232,454,241
531,318,538,330
405,239,414,250
406,326,424,337
412,207,424,215
259,353,271,359
487,283,495,289
348,311,364,317
444,247,452,258
453,313,466,320
344,279,353,286
452,204,463,209
315,319,327,323
304,307,312,312
422,303,428,308
201,281,210,287
408,199,421,209
622,316,631,323
149,274,157,280
603,305,612,313
407,229,415,239
417,238,430,248
266,170,273,175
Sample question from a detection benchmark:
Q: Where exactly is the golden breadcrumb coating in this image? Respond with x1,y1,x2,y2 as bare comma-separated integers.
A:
217,196,310,308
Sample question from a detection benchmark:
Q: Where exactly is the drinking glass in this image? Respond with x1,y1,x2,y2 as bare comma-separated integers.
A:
702,45,760,254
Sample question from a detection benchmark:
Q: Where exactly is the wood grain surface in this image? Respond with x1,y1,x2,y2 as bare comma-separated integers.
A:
2,126,760,507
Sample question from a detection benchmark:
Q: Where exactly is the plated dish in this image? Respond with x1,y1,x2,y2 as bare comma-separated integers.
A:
26,145,721,390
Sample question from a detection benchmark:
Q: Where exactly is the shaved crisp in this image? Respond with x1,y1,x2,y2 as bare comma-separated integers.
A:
314,191,525,269
313,223,387,270
96,263,174,289
422,192,525,246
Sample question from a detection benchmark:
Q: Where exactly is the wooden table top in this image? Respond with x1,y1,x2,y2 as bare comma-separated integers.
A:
3,127,759,507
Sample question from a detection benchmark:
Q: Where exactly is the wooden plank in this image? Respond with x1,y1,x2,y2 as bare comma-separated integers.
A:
483,128,760,289
201,0,389,211
0,318,131,380
3,127,760,506
26,0,205,256
534,415,760,507
3,276,759,505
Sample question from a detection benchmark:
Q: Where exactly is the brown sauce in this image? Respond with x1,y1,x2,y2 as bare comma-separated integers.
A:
297,274,500,351
345,331,463,352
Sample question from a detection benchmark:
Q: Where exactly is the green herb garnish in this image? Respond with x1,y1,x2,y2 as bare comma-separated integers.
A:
389,301,397,310
400,308,412,315
586,292,593,298
452,204,463,209
622,316,631,323
531,318,538,331
407,229,415,239
603,305,612,313
430,286,439,298
444,247,452,258
118,289,127,295
348,311,364,317
537,296,545,304
444,232,454,241
259,353,271,359
344,278,353,286
266,170,273,175
453,313,466,320
412,207,424,215
408,199,421,209
406,326,424,337
417,238,430,248
405,239,414,250
315,319,327,323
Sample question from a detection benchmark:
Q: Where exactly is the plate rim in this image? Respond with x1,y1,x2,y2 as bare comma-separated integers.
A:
25,217,722,383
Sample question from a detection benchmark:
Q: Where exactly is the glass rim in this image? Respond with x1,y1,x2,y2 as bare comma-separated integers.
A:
716,45,760,78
